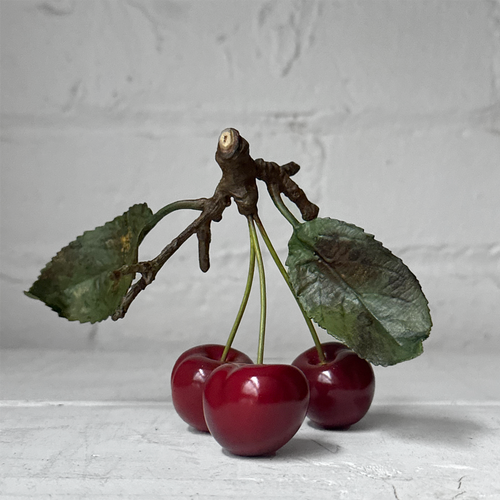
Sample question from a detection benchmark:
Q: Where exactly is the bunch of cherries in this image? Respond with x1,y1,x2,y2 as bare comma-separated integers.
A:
25,125,425,459
171,341,375,457
169,129,376,457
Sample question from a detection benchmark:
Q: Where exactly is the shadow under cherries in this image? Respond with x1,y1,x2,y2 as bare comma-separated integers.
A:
334,404,486,447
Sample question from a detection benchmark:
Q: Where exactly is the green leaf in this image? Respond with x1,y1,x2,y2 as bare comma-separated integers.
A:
25,203,153,323
286,217,432,366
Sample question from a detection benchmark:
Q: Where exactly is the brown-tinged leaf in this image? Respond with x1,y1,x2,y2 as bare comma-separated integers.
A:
286,217,432,366
25,203,153,323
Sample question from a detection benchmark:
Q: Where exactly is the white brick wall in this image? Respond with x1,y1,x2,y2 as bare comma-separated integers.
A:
1,0,499,360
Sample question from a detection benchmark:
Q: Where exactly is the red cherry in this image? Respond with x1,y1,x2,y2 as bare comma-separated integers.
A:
203,363,310,456
292,342,375,429
171,344,253,432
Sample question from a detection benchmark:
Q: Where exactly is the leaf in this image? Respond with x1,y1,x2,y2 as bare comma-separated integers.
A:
25,203,153,323
286,218,432,366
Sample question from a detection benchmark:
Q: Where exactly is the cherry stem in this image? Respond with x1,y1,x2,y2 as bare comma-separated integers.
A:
220,225,256,363
248,216,267,365
254,215,327,364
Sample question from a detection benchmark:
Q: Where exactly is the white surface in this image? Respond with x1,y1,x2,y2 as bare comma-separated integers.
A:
2,403,499,499
1,348,500,499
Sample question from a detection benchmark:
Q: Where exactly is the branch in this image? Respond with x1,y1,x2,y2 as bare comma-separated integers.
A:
112,128,318,321
254,158,319,221
112,194,229,320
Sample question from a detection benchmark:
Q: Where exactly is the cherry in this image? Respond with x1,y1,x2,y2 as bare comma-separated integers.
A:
292,342,375,429
203,363,310,456
171,344,253,432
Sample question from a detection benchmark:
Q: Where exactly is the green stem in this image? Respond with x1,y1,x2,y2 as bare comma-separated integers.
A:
220,227,256,363
138,199,206,245
254,214,326,364
248,216,267,365
269,185,301,229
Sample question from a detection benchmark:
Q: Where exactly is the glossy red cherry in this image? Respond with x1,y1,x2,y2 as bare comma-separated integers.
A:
292,342,375,429
203,363,309,456
171,344,253,432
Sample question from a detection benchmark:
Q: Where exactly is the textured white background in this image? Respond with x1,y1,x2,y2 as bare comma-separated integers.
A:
1,0,500,361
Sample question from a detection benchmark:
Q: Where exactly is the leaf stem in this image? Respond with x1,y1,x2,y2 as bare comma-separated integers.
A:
248,216,267,365
220,226,256,363
138,199,206,245
112,197,226,320
269,185,301,229
254,214,326,364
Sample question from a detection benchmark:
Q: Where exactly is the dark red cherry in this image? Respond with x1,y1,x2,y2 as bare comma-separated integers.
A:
203,363,309,456
292,342,375,429
171,344,252,432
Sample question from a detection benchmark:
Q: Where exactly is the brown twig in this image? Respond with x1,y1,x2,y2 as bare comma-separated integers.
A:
111,128,318,321
254,159,319,221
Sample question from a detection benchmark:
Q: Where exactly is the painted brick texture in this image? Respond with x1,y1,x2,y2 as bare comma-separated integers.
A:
1,0,499,358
